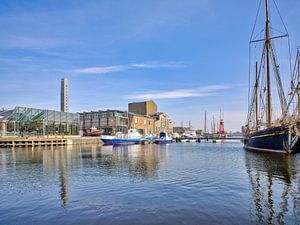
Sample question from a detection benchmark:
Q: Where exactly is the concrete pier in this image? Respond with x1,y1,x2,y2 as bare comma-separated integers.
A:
0,136,102,148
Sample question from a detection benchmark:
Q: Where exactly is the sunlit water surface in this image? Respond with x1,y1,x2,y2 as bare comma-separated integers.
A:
1,142,300,225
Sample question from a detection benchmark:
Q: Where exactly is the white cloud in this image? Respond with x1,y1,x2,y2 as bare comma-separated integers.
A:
131,61,188,69
127,89,208,100
0,36,70,50
71,61,188,75
198,85,233,92
72,65,128,74
127,85,232,100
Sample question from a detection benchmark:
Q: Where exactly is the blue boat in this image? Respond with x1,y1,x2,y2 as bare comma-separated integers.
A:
101,138,141,145
101,129,142,145
154,139,173,144
154,132,173,144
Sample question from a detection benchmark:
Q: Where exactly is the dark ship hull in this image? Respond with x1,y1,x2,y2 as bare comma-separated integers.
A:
244,126,300,154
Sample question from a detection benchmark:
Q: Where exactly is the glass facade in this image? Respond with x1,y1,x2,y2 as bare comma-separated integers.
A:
80,110,128,134
0,106,79,136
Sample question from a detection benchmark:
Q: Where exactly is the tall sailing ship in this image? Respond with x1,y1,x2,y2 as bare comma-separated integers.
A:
244,0,300,153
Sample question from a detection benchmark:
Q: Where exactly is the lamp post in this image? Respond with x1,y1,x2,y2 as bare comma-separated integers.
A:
13,121,16,136
42,119,45,137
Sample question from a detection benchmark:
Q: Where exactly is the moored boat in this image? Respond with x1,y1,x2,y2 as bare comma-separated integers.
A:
101,129,142,145
101,138,139,145
244,0,300,154
244,125,300,153
154,132,173,144
86,126,102,137
180,138,188,143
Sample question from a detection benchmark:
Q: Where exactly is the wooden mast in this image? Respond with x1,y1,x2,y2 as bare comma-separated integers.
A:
255,62,259,131
265,0,272,127
298,49,300,121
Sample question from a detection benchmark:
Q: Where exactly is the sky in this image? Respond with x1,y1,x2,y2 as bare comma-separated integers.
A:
0,0,299,131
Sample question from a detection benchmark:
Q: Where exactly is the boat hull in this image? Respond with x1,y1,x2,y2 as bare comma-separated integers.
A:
154,140,173,144
101,138,140,145
244,126,300,154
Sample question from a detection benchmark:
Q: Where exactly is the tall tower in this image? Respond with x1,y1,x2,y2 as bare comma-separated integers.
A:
61,78,69,112
188,120,192,130
219,111,225,135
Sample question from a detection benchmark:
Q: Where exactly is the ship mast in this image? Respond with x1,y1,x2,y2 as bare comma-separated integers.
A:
265,0,272,127
255,62,259,131
298,49,300,121
204,111,207,134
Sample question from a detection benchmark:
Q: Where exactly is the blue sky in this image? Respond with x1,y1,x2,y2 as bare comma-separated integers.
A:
0,0,299,131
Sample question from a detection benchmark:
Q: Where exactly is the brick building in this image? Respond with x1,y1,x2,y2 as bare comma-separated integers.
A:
152,112,173,135
128,113,155,135
128,100,157,116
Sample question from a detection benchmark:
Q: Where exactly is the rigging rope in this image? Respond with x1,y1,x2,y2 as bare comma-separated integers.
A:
248,0,262,123
250,0,262,42
272,0,293,86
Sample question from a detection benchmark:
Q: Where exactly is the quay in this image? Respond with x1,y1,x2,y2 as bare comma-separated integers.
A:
174,137,242,142
199,137,242,140
0,136,102,148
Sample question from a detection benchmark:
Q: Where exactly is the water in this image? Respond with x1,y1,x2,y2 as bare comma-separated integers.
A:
0,142,300,225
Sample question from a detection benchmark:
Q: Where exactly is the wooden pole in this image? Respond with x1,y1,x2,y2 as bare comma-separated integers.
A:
265,0,272,127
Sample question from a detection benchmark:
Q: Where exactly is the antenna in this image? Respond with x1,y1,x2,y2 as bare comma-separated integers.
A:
204,111,207,134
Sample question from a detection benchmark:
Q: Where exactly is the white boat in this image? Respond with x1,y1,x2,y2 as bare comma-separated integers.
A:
101,129,142,145
154,132,173,144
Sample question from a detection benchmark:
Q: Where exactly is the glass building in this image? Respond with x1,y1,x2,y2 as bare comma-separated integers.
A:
80,110,128,135
0,106,79,136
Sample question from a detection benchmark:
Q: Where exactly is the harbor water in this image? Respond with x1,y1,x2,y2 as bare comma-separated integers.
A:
1,142,300,225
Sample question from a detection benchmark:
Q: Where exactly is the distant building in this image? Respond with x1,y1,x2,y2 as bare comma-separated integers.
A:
195,129,203,136
79,110,128,134
173,127,198,136
128,100,157,116
128,112,155,135
0,106,79,136
173,127,185,134
61,78,69,112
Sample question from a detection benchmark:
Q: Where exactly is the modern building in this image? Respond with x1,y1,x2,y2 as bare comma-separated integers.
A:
61,78,69,112
128,100,157,116
128,112,155,135
0,106,79,136
79,110,128,134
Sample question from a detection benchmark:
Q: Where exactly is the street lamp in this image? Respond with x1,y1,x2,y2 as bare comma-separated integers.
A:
42,119,45,136
13,121,16,136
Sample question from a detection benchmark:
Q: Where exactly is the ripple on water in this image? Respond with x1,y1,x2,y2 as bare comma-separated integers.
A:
1,143,300,225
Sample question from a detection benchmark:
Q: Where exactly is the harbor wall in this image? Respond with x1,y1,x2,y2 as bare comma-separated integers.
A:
0,136,102,148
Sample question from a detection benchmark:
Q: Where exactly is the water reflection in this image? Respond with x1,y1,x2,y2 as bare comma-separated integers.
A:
245,152,300,224
0,144,166,207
